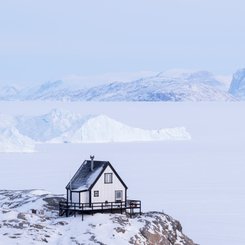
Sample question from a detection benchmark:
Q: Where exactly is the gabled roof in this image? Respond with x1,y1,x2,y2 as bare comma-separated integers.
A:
66,160,128,191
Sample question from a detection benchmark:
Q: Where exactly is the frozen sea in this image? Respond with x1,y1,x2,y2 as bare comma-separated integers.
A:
0,102,245,245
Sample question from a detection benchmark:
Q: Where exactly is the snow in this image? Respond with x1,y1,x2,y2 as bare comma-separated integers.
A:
0,70,236,101
0,101,244,245
30,190,51,196
229,68,245,99
67,114,191,143
0,109,190,152
0,127,35,153
75,166,103,191
0,190,193,244
67,72,234,101
16,108,92,142
0,114,35,152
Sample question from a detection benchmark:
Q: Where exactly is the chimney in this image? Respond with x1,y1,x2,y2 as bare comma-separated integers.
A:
90,155,95,171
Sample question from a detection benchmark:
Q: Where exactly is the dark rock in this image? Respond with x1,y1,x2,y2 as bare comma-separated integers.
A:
43,196,66,211
17,213,27,220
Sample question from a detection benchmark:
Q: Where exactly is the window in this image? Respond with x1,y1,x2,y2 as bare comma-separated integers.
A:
115,190,123,202
104,173,113,183
94,190,99,197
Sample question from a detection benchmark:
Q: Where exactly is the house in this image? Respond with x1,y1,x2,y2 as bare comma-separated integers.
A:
59,156,141,218
66,156,128,206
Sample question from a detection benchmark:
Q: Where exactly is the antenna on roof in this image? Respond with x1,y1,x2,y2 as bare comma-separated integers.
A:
90,155,95,171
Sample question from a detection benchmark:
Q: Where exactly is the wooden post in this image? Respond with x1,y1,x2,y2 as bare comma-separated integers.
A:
82,203,84,221
66,202,68,217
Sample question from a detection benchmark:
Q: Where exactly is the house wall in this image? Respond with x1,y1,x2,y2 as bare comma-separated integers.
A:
91,165,126,203
67,189,71,202
67,189,90,204
80,191,89,203
71,191,79,203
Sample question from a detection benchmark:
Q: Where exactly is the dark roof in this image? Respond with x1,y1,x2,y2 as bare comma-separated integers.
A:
66,160,128,191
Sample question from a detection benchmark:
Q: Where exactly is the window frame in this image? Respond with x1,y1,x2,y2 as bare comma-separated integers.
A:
94,190,99,197
115,190,123,202
104,173,113,184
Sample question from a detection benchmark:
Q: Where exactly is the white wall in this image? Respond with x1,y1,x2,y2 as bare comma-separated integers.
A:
91,165,126,203
80,191,89,203
67,189,71,202
67,189,89,204
71,192,79,203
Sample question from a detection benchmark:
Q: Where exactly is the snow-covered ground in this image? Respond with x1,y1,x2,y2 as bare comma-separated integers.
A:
0,190,195,245
0,101,244,245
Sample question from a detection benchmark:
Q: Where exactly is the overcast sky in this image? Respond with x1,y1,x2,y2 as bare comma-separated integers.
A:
0,0,244,85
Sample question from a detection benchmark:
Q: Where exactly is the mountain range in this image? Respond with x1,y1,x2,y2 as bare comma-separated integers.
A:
0,109,191,152
229,68,245,100
1,69,245,101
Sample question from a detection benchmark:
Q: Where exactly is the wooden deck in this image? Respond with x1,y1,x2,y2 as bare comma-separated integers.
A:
59,200,141,220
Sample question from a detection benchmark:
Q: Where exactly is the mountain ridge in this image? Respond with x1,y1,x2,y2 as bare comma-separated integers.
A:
0,70,239,101
229,68,245,100
0,109,191,152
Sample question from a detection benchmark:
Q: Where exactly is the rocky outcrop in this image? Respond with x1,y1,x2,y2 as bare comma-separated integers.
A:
111,212,197,245
0,190,197,245
134,212,196,245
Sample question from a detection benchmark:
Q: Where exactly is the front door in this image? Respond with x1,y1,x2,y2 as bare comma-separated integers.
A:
115,190,123,202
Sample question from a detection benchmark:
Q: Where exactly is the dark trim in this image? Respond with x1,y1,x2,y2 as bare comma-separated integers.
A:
70,189,87,193
88,162,109,190
66,189,68,201
125,189,127,202
89,161,128,190
65,160,87,189
66,160,128,194
70,190,85,204
89,189,92,206
107,162,128,189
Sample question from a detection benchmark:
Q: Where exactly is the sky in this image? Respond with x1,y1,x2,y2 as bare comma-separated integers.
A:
0,0,244,85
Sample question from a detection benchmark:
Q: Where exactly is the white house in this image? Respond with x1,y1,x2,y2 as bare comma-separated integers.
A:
66,157,128,205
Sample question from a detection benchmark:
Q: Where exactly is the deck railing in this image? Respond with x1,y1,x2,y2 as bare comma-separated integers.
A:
59,199,141,219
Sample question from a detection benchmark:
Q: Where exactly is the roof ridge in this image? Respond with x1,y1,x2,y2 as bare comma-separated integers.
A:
66,160,108,190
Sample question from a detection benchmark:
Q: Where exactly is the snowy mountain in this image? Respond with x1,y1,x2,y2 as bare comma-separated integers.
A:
48,113,191,143
0,109,191,152
0,70,236,101
16,109,92,142
0,114,35,152
18,80,73,101
229,68,245,100
70,70,233,101
0,86,19,100
0,189,197,245
0,127,35,153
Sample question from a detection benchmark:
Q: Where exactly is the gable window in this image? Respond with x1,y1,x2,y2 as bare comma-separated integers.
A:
94,190,99,197
104,173,113,184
